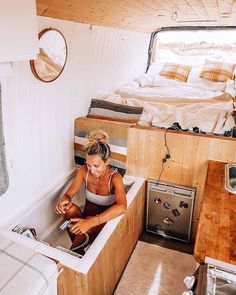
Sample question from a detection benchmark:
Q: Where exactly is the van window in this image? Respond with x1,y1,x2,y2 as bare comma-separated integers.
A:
150,28,236,70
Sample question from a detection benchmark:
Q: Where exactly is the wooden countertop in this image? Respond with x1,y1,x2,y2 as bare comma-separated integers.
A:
194,160,236,265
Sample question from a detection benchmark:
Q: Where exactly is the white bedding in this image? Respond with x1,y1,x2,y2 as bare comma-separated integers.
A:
103,93,234,134
94,75,235,134
117,76,235,101
117,86,225,102
150,74,227,92
100,76,236,134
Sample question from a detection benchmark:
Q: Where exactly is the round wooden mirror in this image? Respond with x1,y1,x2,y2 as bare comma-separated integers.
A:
30,28,67,82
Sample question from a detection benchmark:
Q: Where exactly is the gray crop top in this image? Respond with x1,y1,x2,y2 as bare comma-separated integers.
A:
85,168,117,206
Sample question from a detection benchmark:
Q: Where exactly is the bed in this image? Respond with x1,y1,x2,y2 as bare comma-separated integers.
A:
93,61,236,136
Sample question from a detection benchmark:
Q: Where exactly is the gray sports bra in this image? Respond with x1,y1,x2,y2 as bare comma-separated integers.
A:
85,168,117,206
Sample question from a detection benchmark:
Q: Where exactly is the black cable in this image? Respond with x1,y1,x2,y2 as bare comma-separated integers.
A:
164,129,170,156
156,129,171,184
156,158,164,184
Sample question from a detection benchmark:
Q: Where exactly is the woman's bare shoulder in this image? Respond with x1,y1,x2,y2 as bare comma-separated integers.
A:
111,171,123,184
76,164,88,177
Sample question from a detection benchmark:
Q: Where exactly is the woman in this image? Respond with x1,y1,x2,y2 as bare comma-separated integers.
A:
55,130,127,255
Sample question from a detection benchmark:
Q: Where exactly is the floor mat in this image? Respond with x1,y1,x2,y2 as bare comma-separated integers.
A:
114,241,196,295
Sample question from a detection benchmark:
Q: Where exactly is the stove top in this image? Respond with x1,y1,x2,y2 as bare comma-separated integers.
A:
205,257,236,295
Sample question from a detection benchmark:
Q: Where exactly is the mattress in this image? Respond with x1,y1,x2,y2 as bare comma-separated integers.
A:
99,79,236,134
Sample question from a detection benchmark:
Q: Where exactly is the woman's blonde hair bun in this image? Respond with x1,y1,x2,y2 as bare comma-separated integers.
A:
88,130,109,143
83,130,111,161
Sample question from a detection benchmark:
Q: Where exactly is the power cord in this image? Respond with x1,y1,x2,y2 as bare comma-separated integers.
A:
156,157,164,184
156,129,171,184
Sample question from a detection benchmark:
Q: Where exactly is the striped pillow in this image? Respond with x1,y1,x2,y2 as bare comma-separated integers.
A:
199,60,235,82
87,99,143,123
159,63,192,82
74,117,131,176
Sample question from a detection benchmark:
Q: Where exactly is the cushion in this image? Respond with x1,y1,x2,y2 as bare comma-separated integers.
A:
87,99,143,123
136,73,153,87
187,67,202,82
199,60,235,82
186,69,226,91
74,117,131,176
159,63,192,82
147,63,162,76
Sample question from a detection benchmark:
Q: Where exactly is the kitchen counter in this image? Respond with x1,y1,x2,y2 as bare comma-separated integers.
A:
194,160,236,265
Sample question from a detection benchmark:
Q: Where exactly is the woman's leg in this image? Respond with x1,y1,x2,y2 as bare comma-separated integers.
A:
63,203,83,219
70,224,105,255
63,204,83,241
69,200,109,255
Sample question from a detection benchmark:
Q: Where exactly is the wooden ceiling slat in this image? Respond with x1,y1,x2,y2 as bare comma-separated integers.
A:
217,0,234,25
151,0,179,13
218,0,234,15
227,1,236,25
198,0,211,18
182,0,209,18
201,0,219,19
36,0,236,32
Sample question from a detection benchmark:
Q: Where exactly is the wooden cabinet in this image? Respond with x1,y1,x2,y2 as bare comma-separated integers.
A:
194,161,236,265
0,0,38,62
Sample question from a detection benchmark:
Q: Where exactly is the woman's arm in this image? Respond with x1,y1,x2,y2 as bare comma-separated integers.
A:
70,173,127,234
55,165,86,214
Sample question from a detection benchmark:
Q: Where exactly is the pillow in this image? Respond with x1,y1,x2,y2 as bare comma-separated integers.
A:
199,60,235,82
159,63,192,82
187,68,202,82
187,69,226,91
136,73,153,87
87,99,143,123
74,117,130,176
147,63,163,76
152,74,183,87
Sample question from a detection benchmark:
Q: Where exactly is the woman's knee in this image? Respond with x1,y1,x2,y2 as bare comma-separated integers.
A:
63,204,83,220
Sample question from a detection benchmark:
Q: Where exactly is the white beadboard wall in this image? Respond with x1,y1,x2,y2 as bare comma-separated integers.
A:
0,16,150,225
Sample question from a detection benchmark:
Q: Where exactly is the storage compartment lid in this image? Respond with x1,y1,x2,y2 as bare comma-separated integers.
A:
0,234,58,294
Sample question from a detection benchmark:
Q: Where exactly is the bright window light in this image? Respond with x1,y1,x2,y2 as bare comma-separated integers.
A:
152,29,236,66
157,30,236,44
148,264,162,295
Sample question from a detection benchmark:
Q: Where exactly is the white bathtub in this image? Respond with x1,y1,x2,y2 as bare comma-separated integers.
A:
0,170,146,295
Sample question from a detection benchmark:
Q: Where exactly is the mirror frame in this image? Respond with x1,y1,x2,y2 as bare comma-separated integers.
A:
30,28,68,83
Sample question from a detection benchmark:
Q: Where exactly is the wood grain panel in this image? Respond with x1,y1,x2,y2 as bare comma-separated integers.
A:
58,265,79,295
57,181,146,295
127,126,236,238
191,137,210,234
194,161,236,265
36,0,236,32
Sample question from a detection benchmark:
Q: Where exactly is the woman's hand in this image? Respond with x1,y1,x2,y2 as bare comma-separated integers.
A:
55,196,72,214
70,217,96,234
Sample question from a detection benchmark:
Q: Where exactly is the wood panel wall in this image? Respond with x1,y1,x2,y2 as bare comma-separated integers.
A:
126,126,236,238
57,181,146,295
36,0,236,32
